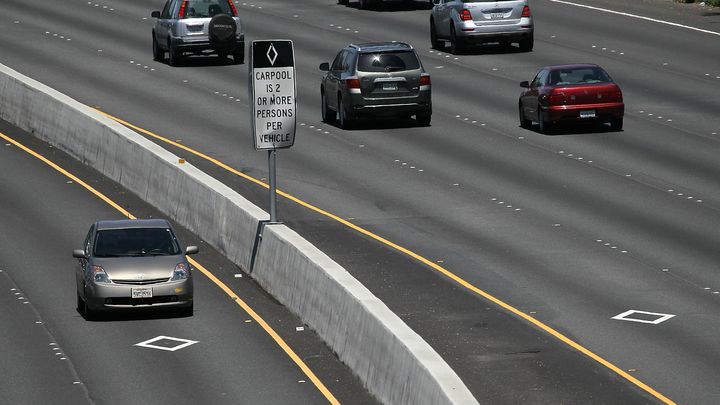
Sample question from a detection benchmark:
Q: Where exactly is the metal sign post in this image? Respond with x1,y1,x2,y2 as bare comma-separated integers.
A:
249,40,296,222
268,149,277,222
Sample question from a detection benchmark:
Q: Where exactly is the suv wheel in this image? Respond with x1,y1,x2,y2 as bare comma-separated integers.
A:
359,0,373,9
321,90,336,123
450,25,463,54
519,34,534,52
233,44,245,65
430,19,442,50
152,34,164,62
338,0,349,4
338,95,352,129
416,111,432,126
168,40,182,66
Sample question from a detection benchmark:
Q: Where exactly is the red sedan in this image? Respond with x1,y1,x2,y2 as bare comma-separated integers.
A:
519,64,624,133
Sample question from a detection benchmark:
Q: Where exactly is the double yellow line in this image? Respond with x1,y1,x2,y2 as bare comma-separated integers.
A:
97,111,676,405
0,130,339,405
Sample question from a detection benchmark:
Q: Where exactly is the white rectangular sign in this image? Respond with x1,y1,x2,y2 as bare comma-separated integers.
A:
250,40,296,150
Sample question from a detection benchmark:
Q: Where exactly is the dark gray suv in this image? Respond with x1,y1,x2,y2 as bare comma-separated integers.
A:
320,42,432,128
151,0,244,66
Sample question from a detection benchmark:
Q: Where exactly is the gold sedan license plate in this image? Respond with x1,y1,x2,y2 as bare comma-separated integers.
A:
132,287,153,299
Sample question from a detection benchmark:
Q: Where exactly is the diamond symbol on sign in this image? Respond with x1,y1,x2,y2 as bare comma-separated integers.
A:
266,44,278,66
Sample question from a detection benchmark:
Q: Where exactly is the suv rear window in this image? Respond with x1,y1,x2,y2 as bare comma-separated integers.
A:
357,51,420,73
185,0,232,18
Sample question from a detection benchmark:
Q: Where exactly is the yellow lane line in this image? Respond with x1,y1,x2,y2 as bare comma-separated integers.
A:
0,130,339,405
188,257,339,404
99,110,676,405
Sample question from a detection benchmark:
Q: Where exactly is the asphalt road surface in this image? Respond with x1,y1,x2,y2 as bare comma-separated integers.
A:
1,0,719,403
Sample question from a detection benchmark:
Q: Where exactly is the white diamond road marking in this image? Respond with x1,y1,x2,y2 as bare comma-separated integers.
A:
612,310,675,325
135,336,198,352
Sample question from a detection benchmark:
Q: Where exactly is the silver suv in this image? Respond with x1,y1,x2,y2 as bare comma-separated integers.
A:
151,0,245,66
320,42,432,129
430,0,534,54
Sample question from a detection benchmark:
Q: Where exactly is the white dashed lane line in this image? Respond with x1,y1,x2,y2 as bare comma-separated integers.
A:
45,32,73,42
550,0,720,37
427,50,460,61
638,110,673,123
450,107,714,213
329,24,360,34
86,2,115,11
241,3,263,10
595,239,629,254
393,159,424,173
591,45,625,55
490,197,523,212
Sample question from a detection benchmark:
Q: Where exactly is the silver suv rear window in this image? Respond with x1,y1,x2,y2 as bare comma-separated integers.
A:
185,0,232,18
357,51,420,73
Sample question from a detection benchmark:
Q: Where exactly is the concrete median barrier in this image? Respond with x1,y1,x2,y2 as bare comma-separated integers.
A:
0,63,477,405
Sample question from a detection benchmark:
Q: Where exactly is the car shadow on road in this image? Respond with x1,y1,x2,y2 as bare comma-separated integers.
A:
329,117,429,131
434,43,526,56
528,122,623,136
342,1,432,11
167,55,241,68
77,308,192,322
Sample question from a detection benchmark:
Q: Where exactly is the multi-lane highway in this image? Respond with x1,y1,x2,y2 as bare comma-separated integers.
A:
2,0,720,403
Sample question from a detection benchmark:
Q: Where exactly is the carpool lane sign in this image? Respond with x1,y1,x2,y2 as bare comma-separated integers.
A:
250,40,296,150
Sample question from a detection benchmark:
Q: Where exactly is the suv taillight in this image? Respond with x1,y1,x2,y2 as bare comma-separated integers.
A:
227,0,238,16
521,6,531,18
419,74,431,86
178,0,188,19
345,77,361,90
460,9,472,21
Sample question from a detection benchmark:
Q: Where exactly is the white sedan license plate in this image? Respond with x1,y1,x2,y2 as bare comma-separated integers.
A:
383,83,398,91
132,287,153,299
580,110,596,118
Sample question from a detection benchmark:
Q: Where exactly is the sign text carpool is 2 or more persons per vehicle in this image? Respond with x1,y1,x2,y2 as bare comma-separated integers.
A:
250,40,296,150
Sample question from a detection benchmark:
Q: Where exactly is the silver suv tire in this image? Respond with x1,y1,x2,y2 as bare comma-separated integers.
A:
321,90,336,123
152,35,165,63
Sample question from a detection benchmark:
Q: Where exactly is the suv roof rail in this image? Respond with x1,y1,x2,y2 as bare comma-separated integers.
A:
349,42,413,52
